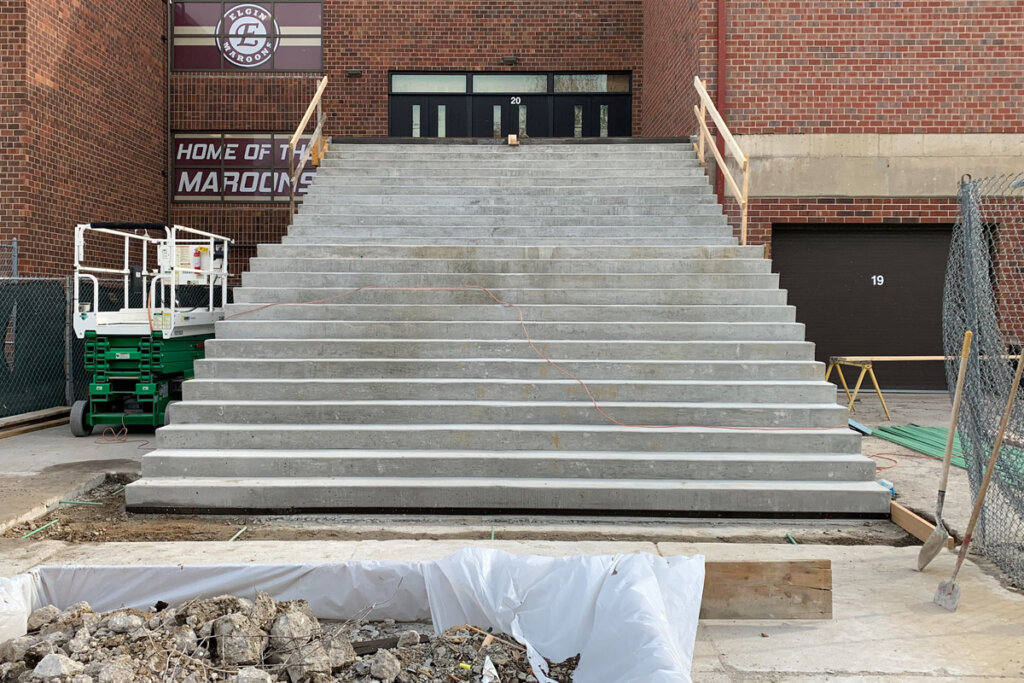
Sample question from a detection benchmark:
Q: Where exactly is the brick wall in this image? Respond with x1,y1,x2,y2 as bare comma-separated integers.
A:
322,0,644,137
14,0,167,276
725,1,1024,135
641,0,714,137
0,0,30,267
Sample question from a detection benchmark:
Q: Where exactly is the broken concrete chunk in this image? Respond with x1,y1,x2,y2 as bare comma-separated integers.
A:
26,607,61,632
285,641,331,683
369,649,402,683
246,592,278,629
33,653,84,678
169,626,198,655
326,634,356,671
396,629,420,648
178,595,254,626
269,607,320,650
213,613,265,666
105,613,143,635
232,667,274,683
0,637,33,665
69,676,93,683
91,657,135,683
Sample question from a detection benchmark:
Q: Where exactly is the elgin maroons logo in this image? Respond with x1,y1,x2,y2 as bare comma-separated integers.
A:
216,4,281,68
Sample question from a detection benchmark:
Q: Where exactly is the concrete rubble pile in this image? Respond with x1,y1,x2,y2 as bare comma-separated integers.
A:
0,595,578,683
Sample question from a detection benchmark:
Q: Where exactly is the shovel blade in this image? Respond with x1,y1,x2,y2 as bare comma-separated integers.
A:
917,525,950,571
934,579,961,611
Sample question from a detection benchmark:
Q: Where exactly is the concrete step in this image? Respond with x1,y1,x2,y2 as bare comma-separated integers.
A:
220,303,796,323
240,271,778,290
124,476,891,514
214,320,806,342
295,205,725,217
182,378,837,403
194,358,827,382
327,148,699,160
256,244,764,260
304,184,714,197
318,160,707,173
280,236,739,246
230,287,787,306
329,142,695,153
309,176,713,187
154,423,862,454
299,194,719,207
246,257,770,274
167,399,846,428
140,449,874,481
202,339,815,361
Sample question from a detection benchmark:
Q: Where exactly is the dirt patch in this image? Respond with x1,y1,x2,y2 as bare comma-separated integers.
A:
4,477,919,546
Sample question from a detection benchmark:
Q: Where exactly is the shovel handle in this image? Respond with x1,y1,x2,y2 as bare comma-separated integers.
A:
950,353,1024,583
938,331,973,498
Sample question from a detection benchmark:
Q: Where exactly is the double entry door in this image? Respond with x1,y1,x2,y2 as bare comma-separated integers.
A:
389,95,631,138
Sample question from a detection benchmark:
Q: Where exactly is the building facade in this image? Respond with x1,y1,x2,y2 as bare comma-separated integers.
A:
1,0,1022,387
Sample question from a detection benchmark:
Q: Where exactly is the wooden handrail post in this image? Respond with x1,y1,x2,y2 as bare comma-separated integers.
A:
740,155,750,246
698,79,707,164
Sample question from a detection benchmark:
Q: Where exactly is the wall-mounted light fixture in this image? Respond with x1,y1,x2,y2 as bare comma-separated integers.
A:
500,55,518,66
346,69,363,77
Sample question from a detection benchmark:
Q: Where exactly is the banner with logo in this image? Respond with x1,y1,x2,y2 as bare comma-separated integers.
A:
173,133,316,201
173,2,322,71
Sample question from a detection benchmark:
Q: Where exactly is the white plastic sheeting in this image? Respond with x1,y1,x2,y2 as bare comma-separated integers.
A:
0,548,704,683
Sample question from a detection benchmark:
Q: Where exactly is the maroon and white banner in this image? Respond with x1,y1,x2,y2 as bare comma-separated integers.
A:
173,133,316,201
173,2,322,71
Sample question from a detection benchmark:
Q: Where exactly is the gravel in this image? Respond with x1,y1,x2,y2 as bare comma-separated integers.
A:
0,597,578,683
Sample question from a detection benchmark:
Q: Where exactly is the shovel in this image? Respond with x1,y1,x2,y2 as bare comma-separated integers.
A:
935,355,1024,610
918,330,972,571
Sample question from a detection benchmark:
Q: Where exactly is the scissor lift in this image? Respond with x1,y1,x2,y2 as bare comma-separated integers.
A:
70,222,233,436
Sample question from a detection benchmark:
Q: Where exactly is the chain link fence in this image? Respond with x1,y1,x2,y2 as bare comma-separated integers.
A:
0,278,72,417
944,172,1024,587
0,275,234,420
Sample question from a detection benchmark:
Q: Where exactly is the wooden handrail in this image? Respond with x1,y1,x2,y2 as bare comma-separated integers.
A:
692,76,750,246
289,76,330,214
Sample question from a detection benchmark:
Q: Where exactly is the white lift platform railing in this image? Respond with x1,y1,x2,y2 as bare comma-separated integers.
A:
73,223,234,339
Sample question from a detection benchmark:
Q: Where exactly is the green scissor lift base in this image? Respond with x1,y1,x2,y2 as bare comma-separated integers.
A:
70,330,212,436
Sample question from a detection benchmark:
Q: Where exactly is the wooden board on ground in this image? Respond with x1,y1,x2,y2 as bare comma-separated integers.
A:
891,500,954,548
0,406,70,430
0,417,69,440
701,560,832,620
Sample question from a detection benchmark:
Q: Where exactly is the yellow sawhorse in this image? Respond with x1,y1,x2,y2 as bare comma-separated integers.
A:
824,355,947,422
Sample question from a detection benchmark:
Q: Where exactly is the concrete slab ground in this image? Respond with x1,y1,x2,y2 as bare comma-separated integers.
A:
1,539,1021,681
0,425,145,533
847,393,975,539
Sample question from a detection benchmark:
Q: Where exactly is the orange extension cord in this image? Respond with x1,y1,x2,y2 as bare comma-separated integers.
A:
223,284,851,433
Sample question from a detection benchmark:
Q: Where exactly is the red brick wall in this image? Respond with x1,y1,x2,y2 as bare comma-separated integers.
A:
0,0,30,267
641,0,714,137
323,0,644,137
14,0,167,276
737,197,960,254
725,1,1024,135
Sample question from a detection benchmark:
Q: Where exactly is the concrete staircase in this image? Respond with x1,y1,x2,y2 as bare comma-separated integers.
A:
126,141,889,515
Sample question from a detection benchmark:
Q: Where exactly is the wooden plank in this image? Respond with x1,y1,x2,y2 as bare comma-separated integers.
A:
831,356,946,363
692,75,746,164
891,500,954,549
0,417,69,440
0,406,71,430
701,560,832,620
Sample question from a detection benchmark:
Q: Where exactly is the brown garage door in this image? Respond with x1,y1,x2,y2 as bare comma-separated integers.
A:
771,225,952,390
